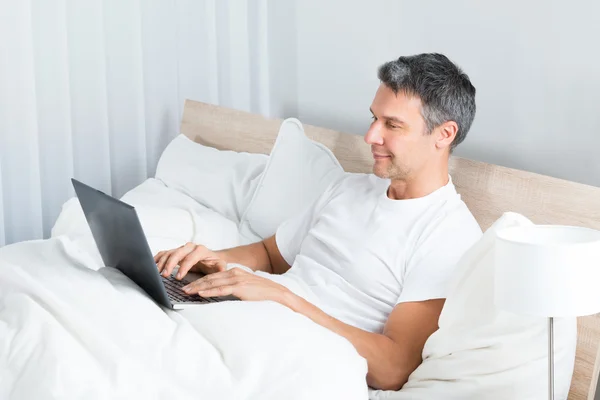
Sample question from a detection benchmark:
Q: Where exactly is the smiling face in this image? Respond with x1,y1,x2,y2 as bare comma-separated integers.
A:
365,84,439,181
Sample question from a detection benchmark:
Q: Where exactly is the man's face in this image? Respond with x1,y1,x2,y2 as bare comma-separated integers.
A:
364,84,437,180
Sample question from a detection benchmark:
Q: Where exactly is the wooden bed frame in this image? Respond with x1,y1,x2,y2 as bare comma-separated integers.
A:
181,99,600,400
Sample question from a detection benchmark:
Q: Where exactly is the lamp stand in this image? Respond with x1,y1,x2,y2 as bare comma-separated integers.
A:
548,316,554,400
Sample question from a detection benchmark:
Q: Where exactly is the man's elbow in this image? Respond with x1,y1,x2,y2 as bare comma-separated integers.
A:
367,368,410,391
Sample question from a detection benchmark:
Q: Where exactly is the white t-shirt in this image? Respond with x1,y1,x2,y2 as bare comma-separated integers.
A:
275,173,482,333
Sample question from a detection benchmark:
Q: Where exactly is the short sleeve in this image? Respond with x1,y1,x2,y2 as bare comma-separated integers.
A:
396,208,482,304
275,181,341,267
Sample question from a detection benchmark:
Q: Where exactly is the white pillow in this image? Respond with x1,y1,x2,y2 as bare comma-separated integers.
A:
155,134,268,223
370,212,577,400
51,178,241,270
238,118,345,242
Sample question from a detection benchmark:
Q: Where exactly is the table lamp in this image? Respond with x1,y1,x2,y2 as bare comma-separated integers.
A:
494,224,600,400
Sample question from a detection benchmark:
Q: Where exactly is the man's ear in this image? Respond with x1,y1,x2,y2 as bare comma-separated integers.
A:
435,121,458,150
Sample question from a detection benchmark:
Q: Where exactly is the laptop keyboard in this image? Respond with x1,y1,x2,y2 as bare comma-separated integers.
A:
162,275,217,304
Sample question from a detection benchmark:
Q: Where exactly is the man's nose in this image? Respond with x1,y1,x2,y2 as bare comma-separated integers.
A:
364,123,384,145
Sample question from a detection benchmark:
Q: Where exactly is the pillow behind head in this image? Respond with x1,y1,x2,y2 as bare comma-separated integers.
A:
155,134,268,223
238,118,345,242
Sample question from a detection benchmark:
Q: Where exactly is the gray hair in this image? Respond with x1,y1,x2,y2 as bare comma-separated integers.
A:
378,53,476,150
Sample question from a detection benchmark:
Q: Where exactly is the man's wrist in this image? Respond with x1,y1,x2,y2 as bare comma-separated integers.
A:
279,289,302,311
214,249,227,263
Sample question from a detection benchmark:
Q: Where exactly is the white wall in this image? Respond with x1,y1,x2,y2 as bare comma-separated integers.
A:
288,0,600,187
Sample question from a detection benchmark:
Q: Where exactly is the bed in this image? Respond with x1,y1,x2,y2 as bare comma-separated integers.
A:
180,100,600,400
1,99,599,399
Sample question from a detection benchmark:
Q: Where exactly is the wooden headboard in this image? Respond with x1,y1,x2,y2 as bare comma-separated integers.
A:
181,99,600,400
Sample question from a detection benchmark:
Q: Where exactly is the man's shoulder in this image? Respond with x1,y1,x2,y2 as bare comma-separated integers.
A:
430,199,483,244
407,200,482,270
409,189,482,248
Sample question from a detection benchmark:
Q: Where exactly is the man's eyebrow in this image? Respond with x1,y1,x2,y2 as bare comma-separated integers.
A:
369,108,406,125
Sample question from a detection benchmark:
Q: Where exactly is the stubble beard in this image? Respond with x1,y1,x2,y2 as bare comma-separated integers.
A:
373,158,410,180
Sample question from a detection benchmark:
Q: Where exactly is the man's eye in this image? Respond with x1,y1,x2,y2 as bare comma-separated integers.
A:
371,115,377,121
387,123,399,129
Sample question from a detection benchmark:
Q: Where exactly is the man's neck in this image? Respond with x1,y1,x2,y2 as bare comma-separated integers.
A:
387,167,449,200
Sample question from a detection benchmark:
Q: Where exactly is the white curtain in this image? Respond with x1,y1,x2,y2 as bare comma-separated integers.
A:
0,0,273,247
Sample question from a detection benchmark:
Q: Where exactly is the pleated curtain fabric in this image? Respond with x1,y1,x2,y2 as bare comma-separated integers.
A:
0,0,272,247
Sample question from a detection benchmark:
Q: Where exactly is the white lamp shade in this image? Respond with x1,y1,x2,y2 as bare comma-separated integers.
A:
495,225,600,317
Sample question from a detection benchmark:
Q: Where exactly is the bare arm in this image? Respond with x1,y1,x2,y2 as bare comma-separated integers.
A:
155,235,291,279
216,235,291,275
182,266,444,390
286,295,444,390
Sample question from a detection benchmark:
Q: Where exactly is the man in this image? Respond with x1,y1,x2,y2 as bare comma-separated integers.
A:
154,53,482,391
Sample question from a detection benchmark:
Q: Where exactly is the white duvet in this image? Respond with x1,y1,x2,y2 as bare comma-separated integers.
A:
0,179,368,400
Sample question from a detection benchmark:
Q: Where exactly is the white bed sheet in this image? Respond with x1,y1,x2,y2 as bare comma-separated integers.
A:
0,178,368,400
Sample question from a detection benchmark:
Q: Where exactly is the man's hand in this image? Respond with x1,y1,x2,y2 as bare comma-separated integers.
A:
154,242,226,280
181,267,292,303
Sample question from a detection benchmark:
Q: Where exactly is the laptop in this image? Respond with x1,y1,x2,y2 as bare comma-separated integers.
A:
72,178,238,309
